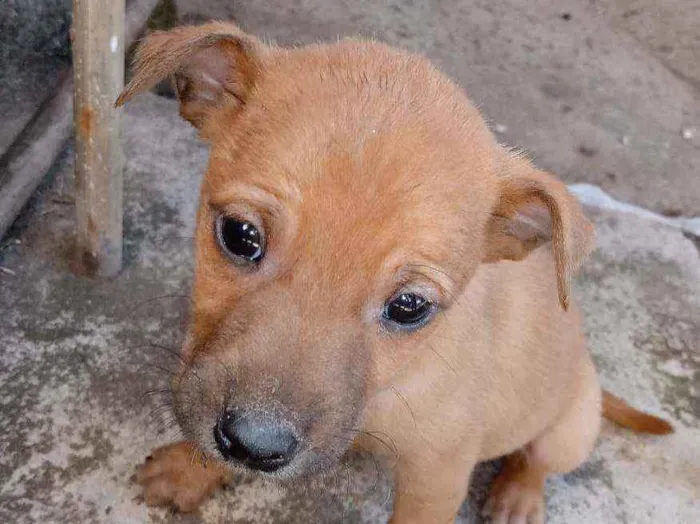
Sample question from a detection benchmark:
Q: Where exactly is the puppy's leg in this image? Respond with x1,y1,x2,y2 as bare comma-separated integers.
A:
481,450,547,524
390,453,475,524
134,441,231,512
483,358,601,524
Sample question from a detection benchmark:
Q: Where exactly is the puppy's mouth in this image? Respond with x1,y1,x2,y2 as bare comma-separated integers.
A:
171,345,365,481
172,385,354,481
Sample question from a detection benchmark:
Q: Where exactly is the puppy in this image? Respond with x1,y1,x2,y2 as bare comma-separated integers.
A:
116,23,673,523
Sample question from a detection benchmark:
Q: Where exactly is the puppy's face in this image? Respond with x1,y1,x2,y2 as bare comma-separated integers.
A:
118,24,593,479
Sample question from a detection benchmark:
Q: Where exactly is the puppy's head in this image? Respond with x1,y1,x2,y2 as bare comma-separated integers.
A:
118,23,593,479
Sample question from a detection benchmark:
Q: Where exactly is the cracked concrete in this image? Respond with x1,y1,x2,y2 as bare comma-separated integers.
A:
1,1,699,522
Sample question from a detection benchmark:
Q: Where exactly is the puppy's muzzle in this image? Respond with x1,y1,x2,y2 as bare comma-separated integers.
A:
214,410,299,472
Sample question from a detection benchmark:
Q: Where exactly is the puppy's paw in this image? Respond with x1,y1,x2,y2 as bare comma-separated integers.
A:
134,441,230,512
481,469,545,524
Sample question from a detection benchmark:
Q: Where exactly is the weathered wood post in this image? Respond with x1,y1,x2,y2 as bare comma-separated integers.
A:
72,0,125,277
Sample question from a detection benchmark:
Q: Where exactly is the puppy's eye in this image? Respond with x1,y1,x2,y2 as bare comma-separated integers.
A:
383,292,435,329
216,215,264,264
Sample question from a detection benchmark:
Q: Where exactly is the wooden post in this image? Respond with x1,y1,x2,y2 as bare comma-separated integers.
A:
72,0,125,277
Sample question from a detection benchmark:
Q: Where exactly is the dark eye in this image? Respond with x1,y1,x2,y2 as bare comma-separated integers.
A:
216,216,264,264
383,292,434,329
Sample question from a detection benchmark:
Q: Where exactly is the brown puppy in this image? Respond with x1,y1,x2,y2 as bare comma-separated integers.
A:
117,23,672,523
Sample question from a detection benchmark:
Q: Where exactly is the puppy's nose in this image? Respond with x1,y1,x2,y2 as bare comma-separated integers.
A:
214,411,298,472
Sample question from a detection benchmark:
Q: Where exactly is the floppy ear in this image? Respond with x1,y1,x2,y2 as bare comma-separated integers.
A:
483,164,595,310
115,22,264,130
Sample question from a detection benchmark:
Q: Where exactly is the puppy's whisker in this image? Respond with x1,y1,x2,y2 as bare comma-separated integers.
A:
140,362,179,378
146,402,174,419
303,446,343,498
355,429,399,460
213,354,235,379
389,386,417,428
128,344,199,383
128,293,190,315
349,441,383,496
330,458,345,518
153,409,175,424
339,427,378,448
342,461,357,519
348,441,392,508
161,419,184,440
125,343,185,364
139,388,172,405
159,417,179,434
150,415,178,437
343,459,352,518
154,235,195,244
141,388,172,396
169,356,206,385
329,434,354,443
427,343,457,374
326,455,354,512
333,431,392,499
306,395,326,414
153,412,182,437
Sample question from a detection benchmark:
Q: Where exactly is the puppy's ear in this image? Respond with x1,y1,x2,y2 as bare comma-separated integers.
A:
115,22,264,130
483,162,594,310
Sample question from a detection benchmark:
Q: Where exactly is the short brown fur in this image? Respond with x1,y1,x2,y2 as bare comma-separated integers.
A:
118,22,673,523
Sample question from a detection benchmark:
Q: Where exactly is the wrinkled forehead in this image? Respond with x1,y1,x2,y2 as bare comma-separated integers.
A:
205,42,496,184
202,53,497,291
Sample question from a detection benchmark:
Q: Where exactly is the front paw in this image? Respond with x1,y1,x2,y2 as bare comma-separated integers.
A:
134,441,230,512
481,472,545,524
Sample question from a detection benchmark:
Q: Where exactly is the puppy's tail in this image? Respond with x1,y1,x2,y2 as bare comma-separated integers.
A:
602,390,674,435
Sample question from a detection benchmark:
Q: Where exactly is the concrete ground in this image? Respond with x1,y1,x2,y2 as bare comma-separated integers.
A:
227,0,700,216
1,1,699,523
0,0,70,155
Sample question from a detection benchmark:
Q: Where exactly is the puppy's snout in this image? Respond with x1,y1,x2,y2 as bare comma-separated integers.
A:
214,411,299,472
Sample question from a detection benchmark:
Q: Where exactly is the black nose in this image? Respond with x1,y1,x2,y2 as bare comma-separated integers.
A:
214,411,298,472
